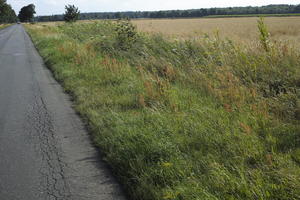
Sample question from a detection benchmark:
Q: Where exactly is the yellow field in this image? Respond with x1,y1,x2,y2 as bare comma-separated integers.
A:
36,17,300,45
132,17,300,44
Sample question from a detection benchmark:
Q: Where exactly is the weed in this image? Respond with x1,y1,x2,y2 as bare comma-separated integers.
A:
257,17,271,52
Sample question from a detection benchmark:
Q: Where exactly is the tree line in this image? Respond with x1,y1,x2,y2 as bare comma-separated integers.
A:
0,2,78,24
0,1,36,23
0,0,17,23
1,3,300,24
36,4,300,22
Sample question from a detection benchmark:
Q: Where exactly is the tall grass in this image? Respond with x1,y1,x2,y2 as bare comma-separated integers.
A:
26,20,300,200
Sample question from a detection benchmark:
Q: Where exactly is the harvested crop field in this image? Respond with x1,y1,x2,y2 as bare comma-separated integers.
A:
133,17,300,44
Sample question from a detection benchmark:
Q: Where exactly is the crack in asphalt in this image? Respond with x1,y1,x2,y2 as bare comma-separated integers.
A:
28,87,71,200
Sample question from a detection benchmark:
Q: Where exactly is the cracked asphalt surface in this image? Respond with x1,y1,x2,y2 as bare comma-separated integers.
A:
0,24,127,200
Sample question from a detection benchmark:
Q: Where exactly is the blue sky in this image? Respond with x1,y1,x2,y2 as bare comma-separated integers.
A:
7,0,300,16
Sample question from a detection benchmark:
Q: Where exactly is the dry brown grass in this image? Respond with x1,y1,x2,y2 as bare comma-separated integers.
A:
132,17,300,45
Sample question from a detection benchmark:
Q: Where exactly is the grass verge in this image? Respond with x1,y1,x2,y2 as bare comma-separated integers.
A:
0,24,11,30
25,20,300,200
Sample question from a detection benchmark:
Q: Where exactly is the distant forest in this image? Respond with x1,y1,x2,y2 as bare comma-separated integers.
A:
36,4,300,22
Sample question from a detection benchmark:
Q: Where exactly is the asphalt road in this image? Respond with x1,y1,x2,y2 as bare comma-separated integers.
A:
0,24,127,200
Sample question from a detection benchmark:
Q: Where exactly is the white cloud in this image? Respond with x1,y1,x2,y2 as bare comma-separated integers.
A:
7,0,300,15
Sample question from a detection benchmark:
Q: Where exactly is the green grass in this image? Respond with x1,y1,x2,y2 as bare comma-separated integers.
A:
205,13,300,18
25,20,300,200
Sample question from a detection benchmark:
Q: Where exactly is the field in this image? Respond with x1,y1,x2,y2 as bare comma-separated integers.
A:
25,17,300,200
133,17,300,44
204,13,300,18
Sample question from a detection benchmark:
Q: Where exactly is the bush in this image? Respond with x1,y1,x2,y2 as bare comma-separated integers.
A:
115,19,138,50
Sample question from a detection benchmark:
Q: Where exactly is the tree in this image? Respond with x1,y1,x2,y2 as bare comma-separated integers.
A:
294,4,300,13
114,12,122,19
18,4,36,22
34,4,300,22
64,5,80,22
0,0,17,23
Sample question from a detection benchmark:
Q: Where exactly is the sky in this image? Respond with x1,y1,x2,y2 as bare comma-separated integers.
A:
7,0,300,16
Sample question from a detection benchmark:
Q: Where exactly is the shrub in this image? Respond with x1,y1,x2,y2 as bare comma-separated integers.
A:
115,19,138,50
